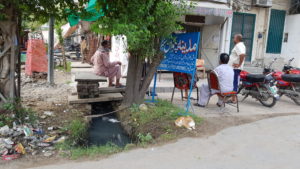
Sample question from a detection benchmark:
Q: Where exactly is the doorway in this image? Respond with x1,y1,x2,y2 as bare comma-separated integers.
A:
230,12,256,62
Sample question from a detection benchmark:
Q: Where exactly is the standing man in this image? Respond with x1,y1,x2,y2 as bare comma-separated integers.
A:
80,36,88,63
91,40,123,88
228,34,246,102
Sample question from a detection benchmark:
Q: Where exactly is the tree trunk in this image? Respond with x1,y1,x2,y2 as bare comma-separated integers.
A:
122,54,144,106
0,2,19,103
122,52,163,107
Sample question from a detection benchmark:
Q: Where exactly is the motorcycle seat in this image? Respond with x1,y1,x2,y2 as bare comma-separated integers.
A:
282,74,300,82
246,74,265,83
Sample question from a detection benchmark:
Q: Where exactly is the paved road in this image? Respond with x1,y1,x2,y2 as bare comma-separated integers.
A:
31,115,300,169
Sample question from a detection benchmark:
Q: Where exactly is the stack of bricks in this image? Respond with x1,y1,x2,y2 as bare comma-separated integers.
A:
75,72,107,99
77,81,100,99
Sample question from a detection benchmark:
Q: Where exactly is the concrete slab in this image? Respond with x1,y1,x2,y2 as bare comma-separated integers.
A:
99,87,125,94
68,93,123,104
71,68,93,73
71,87,125,95
71,62,92,68
156,91,300,117
75,72,107,82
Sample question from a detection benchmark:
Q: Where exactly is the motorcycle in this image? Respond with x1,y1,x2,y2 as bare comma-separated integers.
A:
239,69,279,107
264,58,300,105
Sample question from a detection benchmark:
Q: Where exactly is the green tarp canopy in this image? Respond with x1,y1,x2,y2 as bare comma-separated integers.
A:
68,0,104,26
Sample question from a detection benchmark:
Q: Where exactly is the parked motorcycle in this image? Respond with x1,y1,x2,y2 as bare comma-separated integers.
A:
239,69,279,107
264,58,300,105
282,58,300,74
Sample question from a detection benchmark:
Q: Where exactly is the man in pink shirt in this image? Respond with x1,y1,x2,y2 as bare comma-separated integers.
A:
91,40,123,88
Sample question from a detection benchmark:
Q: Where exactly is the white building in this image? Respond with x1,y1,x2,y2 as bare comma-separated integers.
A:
181,0,233,69
230,0,292,70
281,14,300,68
187,0,298,70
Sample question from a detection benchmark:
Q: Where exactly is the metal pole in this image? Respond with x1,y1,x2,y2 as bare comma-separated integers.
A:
151,72,158,102
48,16,55,84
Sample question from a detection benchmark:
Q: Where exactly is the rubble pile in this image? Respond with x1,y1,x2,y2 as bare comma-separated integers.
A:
0,111,67,161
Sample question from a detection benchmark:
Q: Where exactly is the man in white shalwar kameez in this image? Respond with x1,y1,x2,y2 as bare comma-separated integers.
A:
195,53,234,107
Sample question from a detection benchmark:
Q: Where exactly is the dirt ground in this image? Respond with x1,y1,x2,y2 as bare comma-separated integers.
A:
0,70,89,168
1,70,298,169
21,70,89,127
3,112,298,169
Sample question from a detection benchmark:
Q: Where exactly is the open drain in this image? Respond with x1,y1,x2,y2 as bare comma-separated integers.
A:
87,102,131,147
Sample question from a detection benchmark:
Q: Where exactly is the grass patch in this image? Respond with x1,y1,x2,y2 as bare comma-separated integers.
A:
137,133,153,146
0,100,38,126
158,133,176,141
58,143,122,160
57,100,203,159
130,100,203,144
64,119,88,146
55,61,71,72
57,120,122,160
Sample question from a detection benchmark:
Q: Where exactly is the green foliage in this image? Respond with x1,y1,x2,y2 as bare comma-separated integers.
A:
131,100,202,127
55,20,67,44
22,20,45,31
0,114,13,127
137,133,153,145
159,133,176,141
66,119,88,146
56,61,72,72
0,0,89,22
0,3,5,20
129,104,140,113
92,0,190,58
1,100,37,125
57,143,122,160
130,100,202,144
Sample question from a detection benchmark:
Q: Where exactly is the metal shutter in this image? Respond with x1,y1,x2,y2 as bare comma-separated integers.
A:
266,9,286,54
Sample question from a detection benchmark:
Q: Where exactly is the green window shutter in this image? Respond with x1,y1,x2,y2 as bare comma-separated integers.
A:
266,9,286,54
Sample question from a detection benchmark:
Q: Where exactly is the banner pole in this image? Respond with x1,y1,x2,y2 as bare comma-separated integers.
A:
186,70,196,112
151,72,158,102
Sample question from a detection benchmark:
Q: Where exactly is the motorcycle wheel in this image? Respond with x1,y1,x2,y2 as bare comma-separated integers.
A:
257,87,277,107
292,88,300,105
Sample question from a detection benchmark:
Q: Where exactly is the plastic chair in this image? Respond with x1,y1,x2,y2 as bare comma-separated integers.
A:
207,71,239,112
171,72,198,103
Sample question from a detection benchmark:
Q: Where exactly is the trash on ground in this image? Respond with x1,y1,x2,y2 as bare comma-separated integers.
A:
43,111,54,117
139,104,148,111
23,126,33,136
2,154,20,161
43,136,56,143
0,120,64,161
43,151,53,157
15,143,26,154
0,125,11,136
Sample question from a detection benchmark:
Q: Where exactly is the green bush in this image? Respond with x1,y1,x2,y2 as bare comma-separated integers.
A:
67,119,88,146
1,100,37,125
137,133,153,145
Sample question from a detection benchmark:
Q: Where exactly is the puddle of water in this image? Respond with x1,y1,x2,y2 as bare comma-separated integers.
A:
87,102,131,147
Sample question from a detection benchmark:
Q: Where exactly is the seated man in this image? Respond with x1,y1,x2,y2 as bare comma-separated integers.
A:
195,53,234,107
91,40,123,88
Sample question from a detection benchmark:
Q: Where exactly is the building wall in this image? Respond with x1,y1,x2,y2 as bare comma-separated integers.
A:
201,24,221,69
264,0,291,66
281,14,300,68
232,0,291,66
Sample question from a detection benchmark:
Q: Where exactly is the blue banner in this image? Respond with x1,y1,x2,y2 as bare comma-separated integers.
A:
158,32,200,74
